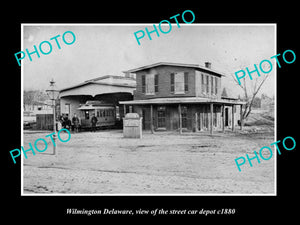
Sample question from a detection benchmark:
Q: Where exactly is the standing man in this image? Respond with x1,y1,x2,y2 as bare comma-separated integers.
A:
72,114,80,133
91,113,98,132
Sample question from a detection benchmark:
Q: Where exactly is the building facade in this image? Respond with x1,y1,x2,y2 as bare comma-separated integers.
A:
120,62,245,133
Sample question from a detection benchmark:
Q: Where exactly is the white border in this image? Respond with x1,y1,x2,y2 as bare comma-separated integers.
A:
21,23,277,196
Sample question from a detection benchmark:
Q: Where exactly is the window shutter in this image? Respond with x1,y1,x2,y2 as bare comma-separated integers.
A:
215,77,218,95
201,73,205,94
211,76,214,95
206,75,209,94
154,74,159,93
184,72,188,92
141,75,145,94
170,73,174,93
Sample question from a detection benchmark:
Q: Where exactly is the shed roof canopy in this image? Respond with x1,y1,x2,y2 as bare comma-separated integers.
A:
120,97,245,105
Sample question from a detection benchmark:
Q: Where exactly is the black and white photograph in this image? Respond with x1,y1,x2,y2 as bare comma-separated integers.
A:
4,5,298,220
21,24,276,195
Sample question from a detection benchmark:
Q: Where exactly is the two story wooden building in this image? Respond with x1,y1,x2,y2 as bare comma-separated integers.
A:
120,62,245,134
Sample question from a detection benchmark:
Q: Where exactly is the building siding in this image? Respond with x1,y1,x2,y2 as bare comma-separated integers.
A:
134,65,196,100
134,65,222,101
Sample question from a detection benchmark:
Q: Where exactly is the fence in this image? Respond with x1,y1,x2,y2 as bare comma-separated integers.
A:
36,114,53,130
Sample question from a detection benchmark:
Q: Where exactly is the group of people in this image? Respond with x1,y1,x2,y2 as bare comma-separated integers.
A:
58,113,98,132
59,114,80,132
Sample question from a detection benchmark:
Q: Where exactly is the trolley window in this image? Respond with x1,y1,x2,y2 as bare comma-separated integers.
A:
85,110,89,119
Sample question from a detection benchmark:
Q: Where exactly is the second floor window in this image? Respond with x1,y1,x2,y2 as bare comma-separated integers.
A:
154,74,159,93
142,74,158,95
201,73,218,95
215,76,218,95
211,76,214,95
201,73,209,94
170,72,189,94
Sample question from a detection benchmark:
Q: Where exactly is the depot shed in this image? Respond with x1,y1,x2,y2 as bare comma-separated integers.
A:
59,75,136,121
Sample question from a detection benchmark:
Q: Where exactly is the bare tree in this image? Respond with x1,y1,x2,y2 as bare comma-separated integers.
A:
23,90,35,111
231,64,270,120
23,90,48,111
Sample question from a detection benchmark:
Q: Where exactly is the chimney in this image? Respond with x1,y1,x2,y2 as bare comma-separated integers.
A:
204,62,211,69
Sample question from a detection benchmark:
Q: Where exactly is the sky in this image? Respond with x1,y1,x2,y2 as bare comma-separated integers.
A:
22,24,276,98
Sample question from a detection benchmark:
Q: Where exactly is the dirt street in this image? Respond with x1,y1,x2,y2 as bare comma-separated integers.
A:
22,128,275,195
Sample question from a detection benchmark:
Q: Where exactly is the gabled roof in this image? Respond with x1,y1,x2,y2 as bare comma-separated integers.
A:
221,87,238,100
123,62,226,77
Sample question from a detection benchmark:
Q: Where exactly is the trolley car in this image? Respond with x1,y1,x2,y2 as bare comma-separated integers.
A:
78,101,116,129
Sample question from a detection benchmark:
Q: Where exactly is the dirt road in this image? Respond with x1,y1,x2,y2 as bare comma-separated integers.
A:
22,129,275,195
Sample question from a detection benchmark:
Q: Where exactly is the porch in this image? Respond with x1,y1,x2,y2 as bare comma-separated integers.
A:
120,97,246,135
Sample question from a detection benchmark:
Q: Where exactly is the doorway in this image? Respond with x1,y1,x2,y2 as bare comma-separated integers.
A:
157,106,166,129
181,106,188,128
225,107,229,126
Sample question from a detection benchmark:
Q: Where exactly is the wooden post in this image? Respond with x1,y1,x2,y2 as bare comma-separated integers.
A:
195,113,198,132
222,104,225,133
200,112,203,131
150,104,154,134
123,104,126,115
178,104,182,134
240,104,243,130
210,103,213,135
232,105,235,131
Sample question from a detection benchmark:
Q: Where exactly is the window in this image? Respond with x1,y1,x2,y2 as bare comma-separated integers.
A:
170,72,189,94
171,72,188,94
215,77,218,95
184,72,188,92
85,110,89,119
154,74,159,93
142,74,159,95
145,74,155,95
115,106,120,119
201,74,217,95
211,76,214,95
65,103,70,115
175,72,185,94
201,73,205,93
141,75,146,94
206,75,209,94
170,73,175,92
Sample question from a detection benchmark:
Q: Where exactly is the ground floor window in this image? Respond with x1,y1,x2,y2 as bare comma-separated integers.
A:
65,103,70,115
115,106,120,120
